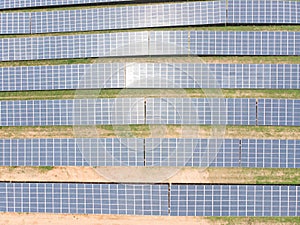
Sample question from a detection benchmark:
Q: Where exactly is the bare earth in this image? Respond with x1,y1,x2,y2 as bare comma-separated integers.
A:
1,167,298,184
0,213,209,225
0,166,209,183
0,213,297,225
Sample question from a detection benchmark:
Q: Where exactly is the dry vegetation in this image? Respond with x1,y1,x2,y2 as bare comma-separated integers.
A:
0,125,299,139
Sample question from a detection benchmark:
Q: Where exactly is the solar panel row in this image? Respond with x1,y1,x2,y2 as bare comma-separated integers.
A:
0,63,125,91
124,63,300,89
190,31,300,55
1,31,300,61
170,184,300,216
2,0,300,33
241,139,300,168
147,138,300,168
0,98,145,126
0,13,31,34
145,138,240,167
0,183,169,215
0,138,144,166
1,63,300,91
1,138,299,168
148,98,300,126
31,1,225,34
228,0,300,24
0,183,298,216
0,1,225,34
258,99,300,126
0,98,299,126
0,0,131,9
146,98,256,125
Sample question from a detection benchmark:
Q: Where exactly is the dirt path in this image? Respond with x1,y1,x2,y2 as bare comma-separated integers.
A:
0,167,298,184
0,213,209,225
0,212,297,225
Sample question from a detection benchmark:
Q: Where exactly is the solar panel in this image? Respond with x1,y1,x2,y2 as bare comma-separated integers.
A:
0,138,144,166
170,184,300,216
80,63,298,89
1,63,299,91
0,64,125,91
146,98,256,125
0,98,145,126
227,0,300,24
0,32,149,61
1,0,131,9
190,31,300,55
209,64,300,89
3,98,299,127
29,1,226,34
145,138,240,167
0,13,31,34
0,183,298,216
257,99,300,126
0,183,169,215
241,139,300,168
1,31,299,61
1,137,299,168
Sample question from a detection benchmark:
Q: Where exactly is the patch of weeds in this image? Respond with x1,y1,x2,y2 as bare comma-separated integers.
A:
38,166,54,172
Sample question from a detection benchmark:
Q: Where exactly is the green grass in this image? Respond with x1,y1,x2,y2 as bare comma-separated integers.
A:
0,89,121,100
0,125,299,140
1,89,300,101
206,167,300,185
8,166,18,172
208,217,300,225
189,89,300,99
0,56,299,68
203,56,300,64
0,58,94,67
255,168,300,185
0,90,77,100
38,166,54,172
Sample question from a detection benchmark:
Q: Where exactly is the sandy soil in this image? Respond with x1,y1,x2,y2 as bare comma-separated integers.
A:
0,167,108,182
0,167,209,183
0,213,209,225
0,213,297,225
1,167,298,184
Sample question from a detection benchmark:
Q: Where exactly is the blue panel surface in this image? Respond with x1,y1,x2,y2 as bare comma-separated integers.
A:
0,183,169,215
146,98,256,125
227,0,300,24
257,99,300,126
0,138,144,166
1,137,299,168
0,13,31,34
170,185,300,216
0,32,149,61
241,139,300,168
0,98,145,126
145,138,240,167
1,63,299,91
1,31,299,61
1,0,131,9
0,64,125,91
30,1,226,34
190,31,300,56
